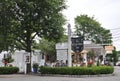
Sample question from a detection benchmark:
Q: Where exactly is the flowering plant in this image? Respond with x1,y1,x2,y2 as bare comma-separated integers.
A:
33,63,39,68
87,61,93,67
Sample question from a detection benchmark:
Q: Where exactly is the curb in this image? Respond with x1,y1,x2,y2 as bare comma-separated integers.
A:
35,73,115,78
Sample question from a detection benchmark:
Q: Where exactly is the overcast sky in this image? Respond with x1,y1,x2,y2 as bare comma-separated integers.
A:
63,0,120,50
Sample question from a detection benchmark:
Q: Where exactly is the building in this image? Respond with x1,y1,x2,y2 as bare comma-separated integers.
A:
104,45,115,64
0,50,45,73
56,42,68,64
56,41,105,66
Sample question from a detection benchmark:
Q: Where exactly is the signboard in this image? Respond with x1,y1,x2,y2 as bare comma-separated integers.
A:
57,50,67,63
105,46,114,51
25,55,30,63
56,42,68,50
24,52,30,63
71,36,84,52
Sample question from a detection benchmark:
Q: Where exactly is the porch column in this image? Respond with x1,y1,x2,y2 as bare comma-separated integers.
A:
83,53,87,66
82,50,88,66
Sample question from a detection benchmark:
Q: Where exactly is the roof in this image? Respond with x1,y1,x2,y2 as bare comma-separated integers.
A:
84,43,103,49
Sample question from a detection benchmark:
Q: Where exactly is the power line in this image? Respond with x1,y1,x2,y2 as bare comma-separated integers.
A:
112,33,120,37
112,36,120,39
113,39,120,42
112,38,120,42
110,27,120,30
111,30,120,34
111,30,120,37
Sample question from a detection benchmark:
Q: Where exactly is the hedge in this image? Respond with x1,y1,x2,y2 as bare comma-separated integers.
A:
0,67,19,74
39,66,114,75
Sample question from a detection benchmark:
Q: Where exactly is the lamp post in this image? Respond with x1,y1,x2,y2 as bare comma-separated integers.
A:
68,24,72,67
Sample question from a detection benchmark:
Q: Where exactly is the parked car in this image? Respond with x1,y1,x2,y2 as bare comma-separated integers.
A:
116,61,120,66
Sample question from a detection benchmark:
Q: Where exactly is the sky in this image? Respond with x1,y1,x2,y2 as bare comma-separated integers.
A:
63,0,120,51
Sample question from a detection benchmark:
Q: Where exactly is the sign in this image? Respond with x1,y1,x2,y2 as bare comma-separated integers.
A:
71,36,84,52
105,46,114,51
25,55,30,63
24,52,30,63
57,50,67,63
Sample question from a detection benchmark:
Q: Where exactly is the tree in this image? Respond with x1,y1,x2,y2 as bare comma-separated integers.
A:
33,38,56,62
112,48,118,66
33,35,68,62
0,0,66,52
117,51,120,54
0,0,67,72
95,27,112,44
33,38,56,55
0,0,15,51
75,14,112,44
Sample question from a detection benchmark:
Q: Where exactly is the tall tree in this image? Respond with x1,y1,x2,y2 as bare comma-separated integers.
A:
94,27,112,44
0,0,67,72
75,14,112,44
0,0,15,51
0,0,66,52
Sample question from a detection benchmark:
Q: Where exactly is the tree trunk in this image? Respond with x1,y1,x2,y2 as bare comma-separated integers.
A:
26,29,32,73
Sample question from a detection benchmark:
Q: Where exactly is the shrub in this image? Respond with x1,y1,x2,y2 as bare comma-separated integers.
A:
87,61,94,67
0,67,19,74
33,63,39,68
39,66,114,75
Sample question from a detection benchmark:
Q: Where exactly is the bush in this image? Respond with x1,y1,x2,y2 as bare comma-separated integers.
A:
33,63,39,68
39,66,114,75
0,67,19,74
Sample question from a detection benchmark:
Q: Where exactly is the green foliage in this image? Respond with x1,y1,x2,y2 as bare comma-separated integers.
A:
33,34,68,56
75,14,112,44
87,51,95,60
33,38,56,62
112,49,118,65
0,0,66,72
0,0,66,52
33,38,56,54
33,35,68,62
33,63,39,68
2,55,14,64
0,0,15,51
106,48,118,65
117,51,120,54
39,66,114,75
59,35,68,42
97,60,100,66
0,67,19,74
75,15,100,40
106,54,113,62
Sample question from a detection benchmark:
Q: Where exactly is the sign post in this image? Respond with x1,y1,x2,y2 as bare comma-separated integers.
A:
68,24,72,67
24,52,30,74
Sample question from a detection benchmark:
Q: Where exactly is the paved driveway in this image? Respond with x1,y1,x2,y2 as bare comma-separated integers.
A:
0,66,120,81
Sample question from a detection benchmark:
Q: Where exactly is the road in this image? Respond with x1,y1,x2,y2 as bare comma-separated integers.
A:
0,66,120,81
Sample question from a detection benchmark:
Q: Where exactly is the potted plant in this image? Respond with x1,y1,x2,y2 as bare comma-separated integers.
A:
33,63,39,73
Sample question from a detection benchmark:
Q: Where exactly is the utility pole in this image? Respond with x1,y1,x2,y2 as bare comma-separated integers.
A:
68,24,72,67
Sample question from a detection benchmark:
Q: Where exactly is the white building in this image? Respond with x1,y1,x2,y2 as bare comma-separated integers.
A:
0,50,45,73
